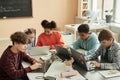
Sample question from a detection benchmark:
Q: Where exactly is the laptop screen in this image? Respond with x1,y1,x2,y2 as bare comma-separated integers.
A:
54,45,71,61
70,48,87,70
29,46,50,56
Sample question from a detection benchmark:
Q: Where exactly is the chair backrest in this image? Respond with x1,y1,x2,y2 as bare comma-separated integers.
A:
33,29,36,46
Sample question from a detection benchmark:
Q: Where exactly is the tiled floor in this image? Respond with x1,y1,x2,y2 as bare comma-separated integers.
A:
0,39,12,57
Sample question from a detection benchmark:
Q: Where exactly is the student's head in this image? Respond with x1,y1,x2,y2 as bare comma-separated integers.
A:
10,32,29,52
41,20,56,35
78,24,90,40
24,28,35,43
98,29,114,48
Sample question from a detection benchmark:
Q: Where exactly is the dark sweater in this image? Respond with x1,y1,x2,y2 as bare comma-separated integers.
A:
0,46,34,80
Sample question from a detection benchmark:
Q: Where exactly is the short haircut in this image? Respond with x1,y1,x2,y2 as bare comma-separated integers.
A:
24,28,36,35
78,24,89,33
41,20,56,29
98,29,113,42
10,31,28,44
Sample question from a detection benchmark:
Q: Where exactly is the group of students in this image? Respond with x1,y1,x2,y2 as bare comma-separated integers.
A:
0,19,120,80
0,20,65,80
24,20,65,50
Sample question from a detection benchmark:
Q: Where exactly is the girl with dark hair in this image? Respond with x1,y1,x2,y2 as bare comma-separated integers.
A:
36,20,64,49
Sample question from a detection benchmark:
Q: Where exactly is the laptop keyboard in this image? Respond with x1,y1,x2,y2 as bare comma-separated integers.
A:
30,59,51,73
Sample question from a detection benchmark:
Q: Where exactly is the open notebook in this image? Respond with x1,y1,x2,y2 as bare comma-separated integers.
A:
44,60,86,80
99,70,120,78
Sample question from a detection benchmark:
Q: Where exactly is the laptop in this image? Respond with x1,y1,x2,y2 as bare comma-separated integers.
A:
54,45,71,61
30,59,51,73
55,46,95,71
70,48,95,71
29,46,50,56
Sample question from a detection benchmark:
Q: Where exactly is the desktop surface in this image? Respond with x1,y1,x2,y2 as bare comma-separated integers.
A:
73,63,105,80
23,54,120,80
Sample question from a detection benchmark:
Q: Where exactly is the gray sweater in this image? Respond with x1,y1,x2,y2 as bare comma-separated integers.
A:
88,41,120,70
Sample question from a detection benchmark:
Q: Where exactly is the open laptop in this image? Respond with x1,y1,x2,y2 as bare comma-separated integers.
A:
55,46,95,71
29,46,50,56
54,45,71,61
30,59,51,73
70,48,95,71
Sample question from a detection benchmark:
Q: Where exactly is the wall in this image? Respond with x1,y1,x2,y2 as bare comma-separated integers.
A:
0,0,78,38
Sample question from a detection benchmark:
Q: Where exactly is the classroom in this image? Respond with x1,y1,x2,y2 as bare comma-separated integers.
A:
1,0,120,80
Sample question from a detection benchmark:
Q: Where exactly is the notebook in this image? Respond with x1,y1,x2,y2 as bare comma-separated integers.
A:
99,70,120,78
44,61,86,80
29,46,50,56
70,48,95,71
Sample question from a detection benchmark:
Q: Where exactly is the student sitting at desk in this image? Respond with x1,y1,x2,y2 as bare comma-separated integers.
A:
36,20,64,49
87,29,120,70
0,32,43,80
24,28,36,50
70,24,99,56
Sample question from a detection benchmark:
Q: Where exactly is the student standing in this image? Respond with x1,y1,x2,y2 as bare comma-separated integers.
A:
0,32,43,80
36,20,64,49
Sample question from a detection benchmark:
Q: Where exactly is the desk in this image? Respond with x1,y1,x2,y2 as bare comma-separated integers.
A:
73,64,105,80
22,54,52,80
22,60,44,80
23,58,120,80
65,23,109,41
73,64,120,80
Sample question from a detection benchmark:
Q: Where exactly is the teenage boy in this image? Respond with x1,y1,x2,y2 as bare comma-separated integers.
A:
87,29,120,69
70,24,99,56
0,32,43,80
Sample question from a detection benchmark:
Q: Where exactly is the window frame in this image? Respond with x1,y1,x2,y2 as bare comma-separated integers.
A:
102,0,120,23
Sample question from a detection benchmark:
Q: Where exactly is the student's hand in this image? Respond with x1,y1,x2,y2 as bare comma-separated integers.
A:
30,63,42,70
33,59,43,64
90,61,100,68
64,58,74,66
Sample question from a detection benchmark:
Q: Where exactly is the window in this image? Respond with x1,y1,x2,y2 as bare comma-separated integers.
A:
102,0,114,19
115,0,120,23
102,0,120,23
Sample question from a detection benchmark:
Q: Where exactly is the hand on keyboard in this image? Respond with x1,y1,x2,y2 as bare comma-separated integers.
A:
87,61,95,70
90,61,100,68
33,58,43,64
30,63,42,70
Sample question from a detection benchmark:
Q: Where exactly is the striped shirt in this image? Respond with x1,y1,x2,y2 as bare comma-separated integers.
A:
0,46,34,80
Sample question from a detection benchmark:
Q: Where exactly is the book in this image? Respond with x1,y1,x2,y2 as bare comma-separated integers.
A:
98,70,120,78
